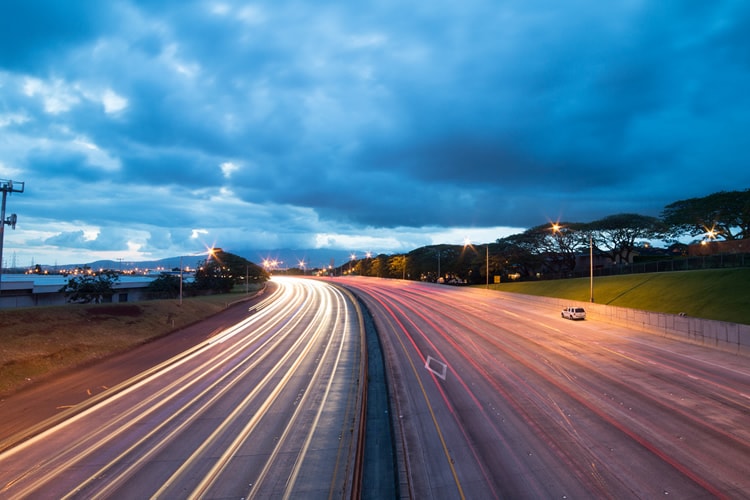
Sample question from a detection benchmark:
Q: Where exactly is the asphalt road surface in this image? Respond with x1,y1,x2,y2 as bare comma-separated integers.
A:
0,277,365,498
336,276,750,499
2,276,749,499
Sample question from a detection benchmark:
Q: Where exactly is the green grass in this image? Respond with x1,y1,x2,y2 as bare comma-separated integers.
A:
489,268,750,325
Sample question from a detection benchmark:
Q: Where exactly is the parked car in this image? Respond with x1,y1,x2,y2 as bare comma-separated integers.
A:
561,307,586,320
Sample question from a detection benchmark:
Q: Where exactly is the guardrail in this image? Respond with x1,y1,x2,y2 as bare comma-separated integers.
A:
500,292,750,357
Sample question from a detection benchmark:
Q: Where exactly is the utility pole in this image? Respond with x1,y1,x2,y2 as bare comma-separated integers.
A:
486,244,489,289
589,233,594,303
0,179,25,306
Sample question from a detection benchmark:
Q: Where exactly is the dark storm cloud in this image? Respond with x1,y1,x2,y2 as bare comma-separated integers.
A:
0,1,114,71
2,0,749,264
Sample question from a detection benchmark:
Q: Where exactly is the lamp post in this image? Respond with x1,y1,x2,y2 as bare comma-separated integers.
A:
180,246,217,306
588,233,594,303
486,244,489,289
437,250,441,282
552,223,594,303
461,238,489,287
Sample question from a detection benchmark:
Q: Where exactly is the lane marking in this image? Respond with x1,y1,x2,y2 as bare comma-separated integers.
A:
425,356,448,381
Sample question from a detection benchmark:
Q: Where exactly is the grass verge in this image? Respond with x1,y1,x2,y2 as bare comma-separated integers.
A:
0,287,261,396
489,268,750,325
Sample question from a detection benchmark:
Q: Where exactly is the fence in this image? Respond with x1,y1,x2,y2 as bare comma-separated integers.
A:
498,292,750,357
562,252,749,280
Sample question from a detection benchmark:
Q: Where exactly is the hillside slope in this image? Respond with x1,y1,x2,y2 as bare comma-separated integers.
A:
491,268,750,325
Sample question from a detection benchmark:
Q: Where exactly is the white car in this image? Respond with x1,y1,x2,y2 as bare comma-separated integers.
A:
561,307,586,320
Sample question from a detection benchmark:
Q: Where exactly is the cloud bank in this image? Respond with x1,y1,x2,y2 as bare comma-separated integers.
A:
1,1,748,265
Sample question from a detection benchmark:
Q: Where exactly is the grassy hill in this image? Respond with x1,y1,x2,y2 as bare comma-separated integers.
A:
489,268,750,325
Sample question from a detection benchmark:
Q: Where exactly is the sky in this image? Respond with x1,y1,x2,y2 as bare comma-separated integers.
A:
1,1,749,267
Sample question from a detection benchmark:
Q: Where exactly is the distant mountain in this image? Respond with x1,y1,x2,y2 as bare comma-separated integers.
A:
64,256,207,272
39,256,213,272
47,248,378,272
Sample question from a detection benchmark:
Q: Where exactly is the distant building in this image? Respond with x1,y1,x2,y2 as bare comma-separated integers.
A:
572,251,610,274
0,274,155,308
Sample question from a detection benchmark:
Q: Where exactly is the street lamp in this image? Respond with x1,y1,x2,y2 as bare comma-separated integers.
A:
180,246,218,306
552,223,594,303
701,226,718,245
485,244,490,289
435,248,442,283
588,233,594,303
462,238,489,287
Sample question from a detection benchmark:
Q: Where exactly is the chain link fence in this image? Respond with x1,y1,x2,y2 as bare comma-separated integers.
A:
576,252,749,279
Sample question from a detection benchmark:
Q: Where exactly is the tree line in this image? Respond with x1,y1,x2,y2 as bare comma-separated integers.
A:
336,188,750,284
60,188,748,299
60,250,269,303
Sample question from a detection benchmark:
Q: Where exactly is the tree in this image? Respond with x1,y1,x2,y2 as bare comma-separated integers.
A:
60,270,120,303
661,189,750,241
538,222,587,274
388,255,408,279
460,244,487,284
391,245,458,282
494,232,548,279
146,273,181,299
584,213,664,264
497,223,587,278
368,254,387,277
192,250,269,294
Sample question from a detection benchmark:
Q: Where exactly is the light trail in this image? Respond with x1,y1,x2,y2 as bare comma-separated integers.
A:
0,277,365,499
337,277,750,498
5,282,308,498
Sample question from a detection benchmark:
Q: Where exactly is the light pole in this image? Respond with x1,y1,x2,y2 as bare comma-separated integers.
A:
552,223,594,303
0,179,25,305
486,244,489,289
364,252,371,277
461,238,489,287
436,249,442,282
463,238,476,285
180,246,217,306
588,233,594,303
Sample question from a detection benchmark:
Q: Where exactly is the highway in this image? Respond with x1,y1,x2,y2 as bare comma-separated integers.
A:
337,276,750,498
0,277,365,499
2,275,749,499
